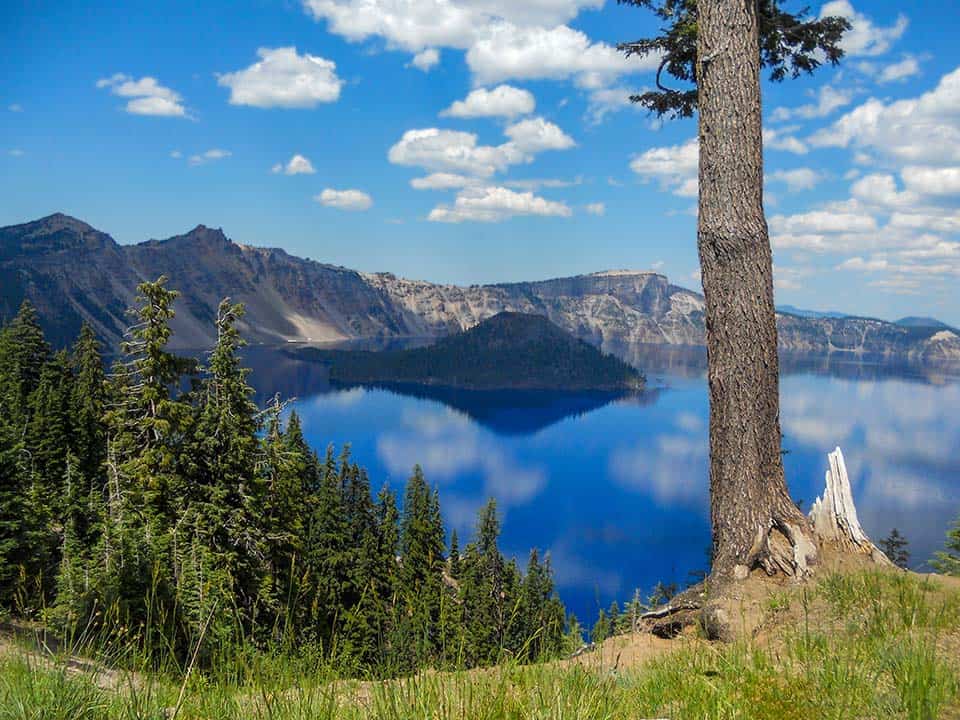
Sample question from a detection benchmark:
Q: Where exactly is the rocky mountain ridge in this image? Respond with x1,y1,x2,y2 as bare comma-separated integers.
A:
2,214,957,364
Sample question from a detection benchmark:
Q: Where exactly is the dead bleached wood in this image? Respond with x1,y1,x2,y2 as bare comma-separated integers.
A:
639,601,701,621
808,447,893,565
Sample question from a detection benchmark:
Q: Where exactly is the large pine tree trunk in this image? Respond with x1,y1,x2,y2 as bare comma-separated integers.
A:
696,0,817,579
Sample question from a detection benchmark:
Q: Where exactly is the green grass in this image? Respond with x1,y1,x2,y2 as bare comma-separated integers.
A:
2,571,958,719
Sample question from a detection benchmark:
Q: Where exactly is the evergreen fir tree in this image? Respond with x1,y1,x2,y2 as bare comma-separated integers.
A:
398,465,446,666
69,323,107,547
27,350,73,502
70,323,107,485
0,281,572,675
448,530,460,581
304,445,351,647
648,580,677,607
0,418,32,608
514,549,565,661
879,528,910,569
25,349,75,600
592,609,610,644
931,518,960,576
98,277,193,640
607,601,621,637
563,613,584,654
0,300,50,430
373,482,401,662
179,300,268,653
53,452,93,626
0,308,55,611
338,462,383,667
458,499,516,666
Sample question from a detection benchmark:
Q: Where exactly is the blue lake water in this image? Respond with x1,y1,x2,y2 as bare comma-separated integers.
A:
245,347,960,626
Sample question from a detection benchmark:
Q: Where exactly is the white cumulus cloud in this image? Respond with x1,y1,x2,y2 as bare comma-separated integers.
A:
809,67,960,165
630,138,698,196
877,55,921,83
188,149,231,166
410,172,477,190
96,74,187,117
503,116,575,153
901,166,960,197
410,48,440,71
428,185,571,222
586,86,641,124
301,0,656,87
441,84,535,119
218,47,343,108
388,127,523,177
467,23,649,88
763,126,809,154
767,168,822,192
272,153,317,175
819,1,908,57
770,85,852,122
850,173,918,208
388,120,574,179
315,188,373,210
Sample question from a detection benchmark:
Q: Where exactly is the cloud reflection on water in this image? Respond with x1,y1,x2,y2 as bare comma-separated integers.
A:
376,406,547,531
781,376,960,569
261,348,960,622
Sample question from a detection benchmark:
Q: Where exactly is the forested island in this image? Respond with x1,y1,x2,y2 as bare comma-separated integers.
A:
296,312,646,391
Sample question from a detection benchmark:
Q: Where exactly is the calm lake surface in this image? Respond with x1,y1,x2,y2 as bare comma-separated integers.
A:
244,346,960,626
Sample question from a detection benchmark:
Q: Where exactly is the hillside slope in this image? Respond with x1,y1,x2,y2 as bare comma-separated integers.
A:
2,214,958,363
300,311,646,390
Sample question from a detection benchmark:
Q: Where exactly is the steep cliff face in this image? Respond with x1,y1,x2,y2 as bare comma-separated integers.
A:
1,215,420,349
361,270,707,351
1,214,957,364
0,214,141,347
775,313,960,362
126,226,419,347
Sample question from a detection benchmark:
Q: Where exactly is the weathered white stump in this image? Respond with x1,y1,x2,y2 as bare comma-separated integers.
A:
808,447,893,565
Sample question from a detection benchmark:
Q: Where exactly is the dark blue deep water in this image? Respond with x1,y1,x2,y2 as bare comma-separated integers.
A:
244,347,960,626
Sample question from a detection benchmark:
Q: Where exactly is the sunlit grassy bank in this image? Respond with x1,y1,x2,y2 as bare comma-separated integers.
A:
2,570,959,720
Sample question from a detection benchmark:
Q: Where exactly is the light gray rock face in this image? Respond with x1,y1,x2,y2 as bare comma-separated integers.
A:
2,214,957,364
361,270,708,352
365,270,960,363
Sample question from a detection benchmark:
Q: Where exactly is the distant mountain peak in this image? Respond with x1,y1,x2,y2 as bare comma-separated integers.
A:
34,212,96,233
2,213,957,365
140,224,231,248
183,224,228,241
896,316,954,331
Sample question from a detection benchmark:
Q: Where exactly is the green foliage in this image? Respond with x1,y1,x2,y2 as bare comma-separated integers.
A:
881,528,911,570
931,517,960,576
0,299,50,427
9,572,955,720
0,301,56,610
306,311,644,391
0,281,569,677
616,0,852,119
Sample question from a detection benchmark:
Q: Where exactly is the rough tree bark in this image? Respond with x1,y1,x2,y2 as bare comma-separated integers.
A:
696,0,817,579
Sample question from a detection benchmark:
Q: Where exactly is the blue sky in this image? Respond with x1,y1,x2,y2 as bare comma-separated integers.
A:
2,0,959,324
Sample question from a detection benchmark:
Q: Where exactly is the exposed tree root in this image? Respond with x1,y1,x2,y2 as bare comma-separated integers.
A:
634,447,896,643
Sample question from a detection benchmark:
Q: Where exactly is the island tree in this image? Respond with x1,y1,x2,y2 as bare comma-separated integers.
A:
618,0,850,578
